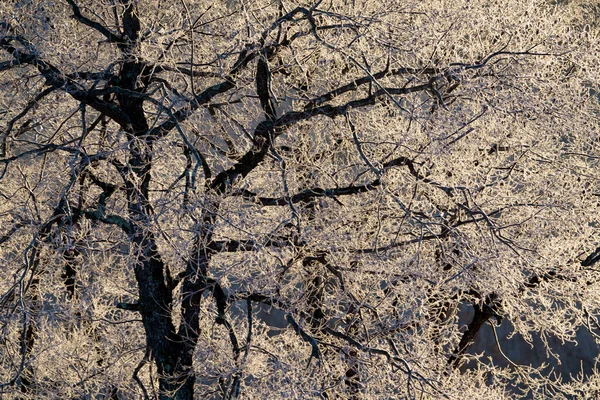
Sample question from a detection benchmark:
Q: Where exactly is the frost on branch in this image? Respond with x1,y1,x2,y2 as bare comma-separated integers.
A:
0,0,599,399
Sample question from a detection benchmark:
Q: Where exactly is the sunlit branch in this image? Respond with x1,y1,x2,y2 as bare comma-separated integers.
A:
231,290,446,394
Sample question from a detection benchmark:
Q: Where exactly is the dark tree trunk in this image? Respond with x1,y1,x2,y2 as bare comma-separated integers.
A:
115,3,204,396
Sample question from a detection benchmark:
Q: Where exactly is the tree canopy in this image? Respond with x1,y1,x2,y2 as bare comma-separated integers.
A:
1,0,599,398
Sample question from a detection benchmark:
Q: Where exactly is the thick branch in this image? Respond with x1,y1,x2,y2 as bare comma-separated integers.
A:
66,0,124,43
116,302,140,311
0,59,17,72
81,209,132,234
234,155,444,206
448,294,501,367
239,181,381,206
0,35,131,127
210,235,300,252
305,67,438,109
582,248,600,267
286,314,322,364
147,47,254,140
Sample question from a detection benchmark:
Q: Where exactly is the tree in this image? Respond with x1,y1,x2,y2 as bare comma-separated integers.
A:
0,0,599,398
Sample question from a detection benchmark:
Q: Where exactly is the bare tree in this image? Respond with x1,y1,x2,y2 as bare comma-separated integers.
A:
1,0,599,398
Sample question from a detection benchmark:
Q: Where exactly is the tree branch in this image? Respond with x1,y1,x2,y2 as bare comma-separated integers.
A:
1,86,55,157
116,302,140,311
448,293,501,368
210,235,301,252
0,34,131,128
66,0,124,44
238,181,382,206
305,67,438,109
